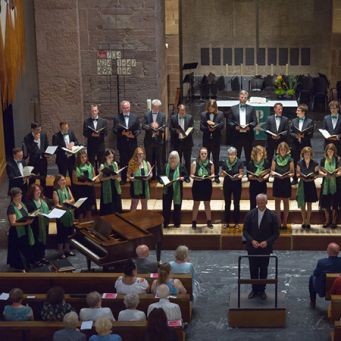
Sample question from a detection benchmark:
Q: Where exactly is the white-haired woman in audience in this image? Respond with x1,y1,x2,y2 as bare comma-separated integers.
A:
117,293,146,321
79,291,114,321
162,150,189,228
3,288,33,321
53,312,86,341
89,316,122,341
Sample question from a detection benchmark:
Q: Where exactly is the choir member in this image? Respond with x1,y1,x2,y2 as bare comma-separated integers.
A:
190,147,215,229
247,145,270,210
265,103,289,161
72,150,98,219
113,100,141,183
53,175,75,259
319,144,341,228
169,104,194,175
228,90,257,164
99,149,122,215
200,99,224,183
290,104,315,184
221,146,244,229
162,151,189,228
52,121,79,178
322,101,341,155
127,147,152,211
7,187,34,272
83,104,108,169
143,99,166,180
296,147,319,230
271,142,294,229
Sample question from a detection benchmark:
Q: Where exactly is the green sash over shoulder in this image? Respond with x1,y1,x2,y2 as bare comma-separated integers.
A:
225,157,238,171
296,180,305,209
57,188,74,227
196,160,209,177
76,163,94,179
12,204,35,246
163,163,181,205
133,160,150,198
322,158,337,195
253,159,264,176
33,199,49,244
275,154,291,167
102,162,122,204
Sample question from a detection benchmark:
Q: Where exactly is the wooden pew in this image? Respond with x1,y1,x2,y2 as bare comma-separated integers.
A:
326,274,341,300
329,295,341,322
331,320,341,341
0,293,192,323
0,321,185,341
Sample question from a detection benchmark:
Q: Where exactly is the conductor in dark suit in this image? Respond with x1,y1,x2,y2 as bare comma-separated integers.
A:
322,100,341,155
228,90,257,164
243,193,280,300
143,99,166,179
309,243,341,307
23,122,49,188
113,100,141,183
169,104,194,175
52,121,79,178
6,147,28,196
265,103,289,161
200,99,224,183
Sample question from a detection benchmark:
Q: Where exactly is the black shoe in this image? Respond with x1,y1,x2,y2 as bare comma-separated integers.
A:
259,292,267,300
331,224,337,229
291,178,298,185
192,221,197,230
214,178,220,184
207,220,213,228
248,291,257,299
306,224,311,230
301,224,306,230
174,224,180,228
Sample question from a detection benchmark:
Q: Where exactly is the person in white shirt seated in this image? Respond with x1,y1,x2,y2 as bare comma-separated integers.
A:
79,291,114,321
117,293,146,321
115,258,149,294
147,284,182,322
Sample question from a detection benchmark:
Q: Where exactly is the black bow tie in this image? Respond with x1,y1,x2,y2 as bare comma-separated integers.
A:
240,104,246,108
92,118,98,121
16,160,23,164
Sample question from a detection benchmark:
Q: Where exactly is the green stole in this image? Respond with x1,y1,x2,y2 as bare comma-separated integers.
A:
133,160,150,198
275,154,291,167
33,199,49,244
57,187,74,227
196,160,209,176
76,163,94,179
102,162,122,204
225,157,238,172
164,163,181,205
322,157,337,195
12,204,35,246
253,159,265,176
296,180,305,209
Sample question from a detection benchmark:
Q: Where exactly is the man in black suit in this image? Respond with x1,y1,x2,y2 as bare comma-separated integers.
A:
83,104,108,169
200,99,224,183
169,104,194,175
228,90,257,164
6,147,28,196
143,99,166,179
52,121,79,178
265,103,289,161
23,122,49,188
289,104,315,183
322,100,341,155
243,193,280,300
113,100,141,183
135,244,158,274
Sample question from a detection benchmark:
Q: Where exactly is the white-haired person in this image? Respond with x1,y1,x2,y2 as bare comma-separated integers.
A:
79,291,114,321
53,312,86,341
89,316,122,341
117,293,146,321
135,244,158,274
162,150,189,228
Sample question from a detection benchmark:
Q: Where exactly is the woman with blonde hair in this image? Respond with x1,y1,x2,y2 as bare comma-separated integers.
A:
127,147,152,210
89,316,121,341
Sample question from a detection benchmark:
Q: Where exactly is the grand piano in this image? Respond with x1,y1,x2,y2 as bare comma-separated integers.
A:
70,210,163,270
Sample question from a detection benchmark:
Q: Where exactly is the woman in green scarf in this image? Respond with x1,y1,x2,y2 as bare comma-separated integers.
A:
7,187,35,272
53,174,76,259
190,147,215,229
25,184,50,265
127,147,152,211
319,144,341,228
247,145,270,210
162,150,189,228
99,149,122,215
72,150,98,219
271,142,294,229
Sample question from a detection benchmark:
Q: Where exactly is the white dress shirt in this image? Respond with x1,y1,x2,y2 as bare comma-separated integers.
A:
275,115,281,131
124,113,130,128
331,114,339,130
298,117,305,131
152,112,158,123
118,309,146,321
16,160,24,176
147,298,182,321
178,115,185,139
239,105,246,127
257,209,265,228
92,116,98,130
63,133,70,145
32,133,41,149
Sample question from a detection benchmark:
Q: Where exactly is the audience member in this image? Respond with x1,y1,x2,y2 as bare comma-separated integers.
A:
135,244,158,274
89,316,122,341
3,288,33,321
117,293,146,321
79,291,114,321
53,311,86,341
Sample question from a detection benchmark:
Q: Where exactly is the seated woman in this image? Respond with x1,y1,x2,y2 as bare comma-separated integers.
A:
162,150,189,228
89,316,122,341
41,286,74,321
7,187,35,272
53,312,86,341
114,259,149,294
117,293,146,321
3,288,33,321
79,291,114,321
151,262,187,295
